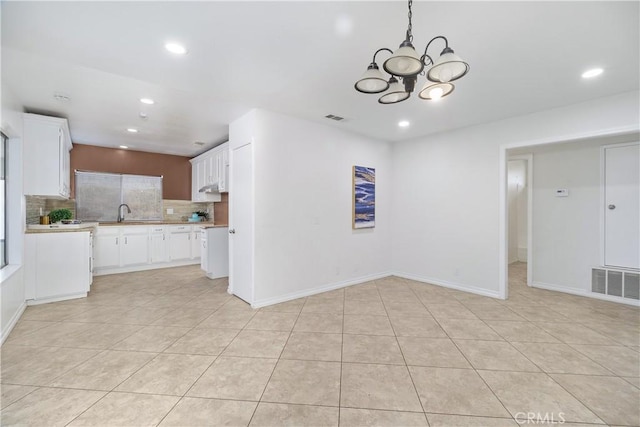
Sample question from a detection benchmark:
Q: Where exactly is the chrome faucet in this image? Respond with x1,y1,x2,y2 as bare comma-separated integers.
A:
117,203,131,223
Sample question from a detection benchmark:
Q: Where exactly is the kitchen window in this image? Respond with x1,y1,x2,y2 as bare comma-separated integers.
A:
0,132,7,269
75,171,163,222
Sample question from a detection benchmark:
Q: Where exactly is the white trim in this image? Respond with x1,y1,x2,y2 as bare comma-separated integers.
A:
393,271,503,299
499,125,640,303
0,264,21,283
1,301,26,345
508,154,534,286
93,258,199,276
532,281,640,307
26,292,87,306
251,271,391,308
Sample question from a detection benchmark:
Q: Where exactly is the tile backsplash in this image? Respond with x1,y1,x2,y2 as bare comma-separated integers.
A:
25,196,214,224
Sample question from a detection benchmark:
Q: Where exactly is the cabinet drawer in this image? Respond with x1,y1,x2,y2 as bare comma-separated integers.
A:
168,225,191,233
150,226,166,234
122,226,149,235
96,226,120,236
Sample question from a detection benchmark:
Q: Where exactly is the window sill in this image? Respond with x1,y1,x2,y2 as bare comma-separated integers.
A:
0,264,22,285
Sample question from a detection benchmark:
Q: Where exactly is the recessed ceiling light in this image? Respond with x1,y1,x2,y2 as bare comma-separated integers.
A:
398,120,410,128
126,128,138,133
119,145,129,149
582,68,603,79
165,43,187,55
140,98,155,105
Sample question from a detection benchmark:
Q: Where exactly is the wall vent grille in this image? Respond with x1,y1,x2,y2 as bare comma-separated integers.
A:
592,268,639,300
325,114,344,121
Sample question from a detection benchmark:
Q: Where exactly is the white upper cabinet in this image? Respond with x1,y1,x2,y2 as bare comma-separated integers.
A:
189,142,229,201
23,113,72,199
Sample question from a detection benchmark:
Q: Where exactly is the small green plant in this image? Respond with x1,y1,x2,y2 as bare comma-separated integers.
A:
48,208,73,223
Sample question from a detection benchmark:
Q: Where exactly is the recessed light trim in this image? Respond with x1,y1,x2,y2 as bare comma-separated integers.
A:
126,128,138,133
398,120,410,127
165,43,187,55
119,145,129,149
140,98,155,105
582,68,603,79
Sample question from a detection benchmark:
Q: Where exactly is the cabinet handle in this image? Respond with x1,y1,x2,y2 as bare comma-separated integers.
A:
163,235,165,240
116,237,119,245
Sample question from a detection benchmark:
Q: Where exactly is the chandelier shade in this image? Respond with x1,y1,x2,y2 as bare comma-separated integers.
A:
426,48,470,83
354,0,469,105
383,40,424,77
418,81,455,100
378,77,410,104
355,63,390,94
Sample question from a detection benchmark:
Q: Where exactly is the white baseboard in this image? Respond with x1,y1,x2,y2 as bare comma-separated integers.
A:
94,258,200,276
1,301,26,345
250,271,392,308
392,271,503,300
532,281,640,307
26,292,88,306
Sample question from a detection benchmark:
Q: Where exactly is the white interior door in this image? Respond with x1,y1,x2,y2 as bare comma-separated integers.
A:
229,143,254,304
604,143,640,269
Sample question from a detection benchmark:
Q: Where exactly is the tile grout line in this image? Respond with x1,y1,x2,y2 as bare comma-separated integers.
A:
381,278,431,426
245,294,309,426
417,283,517,424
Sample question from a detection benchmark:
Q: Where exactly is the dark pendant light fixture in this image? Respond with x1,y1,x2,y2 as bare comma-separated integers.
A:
354,0,470,104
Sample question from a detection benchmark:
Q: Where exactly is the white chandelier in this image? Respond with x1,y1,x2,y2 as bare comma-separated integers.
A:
355,0,470,104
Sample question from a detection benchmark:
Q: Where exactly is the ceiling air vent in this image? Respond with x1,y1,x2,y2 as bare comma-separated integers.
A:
325,114,345,121
194,141,205,146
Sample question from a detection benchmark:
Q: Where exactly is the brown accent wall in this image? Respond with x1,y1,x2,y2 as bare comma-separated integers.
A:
70,144,191,200
213,193,229,225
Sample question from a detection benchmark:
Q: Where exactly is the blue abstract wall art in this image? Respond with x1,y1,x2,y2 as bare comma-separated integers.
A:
353,165,375,229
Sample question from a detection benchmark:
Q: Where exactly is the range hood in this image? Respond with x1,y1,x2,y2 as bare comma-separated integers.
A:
199,183,220,193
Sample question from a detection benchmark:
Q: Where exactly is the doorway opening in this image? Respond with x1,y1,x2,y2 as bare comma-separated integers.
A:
507,155,532,295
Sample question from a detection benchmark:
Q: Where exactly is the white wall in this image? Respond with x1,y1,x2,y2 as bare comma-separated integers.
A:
1,82,26,343
529,136,638,294
391,91,639,297
249,110,392,305
507,160,527,263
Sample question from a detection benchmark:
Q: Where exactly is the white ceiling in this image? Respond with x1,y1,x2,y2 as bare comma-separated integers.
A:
2,1,638,156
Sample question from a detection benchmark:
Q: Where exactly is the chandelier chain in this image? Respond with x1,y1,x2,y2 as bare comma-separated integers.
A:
407,0,413,42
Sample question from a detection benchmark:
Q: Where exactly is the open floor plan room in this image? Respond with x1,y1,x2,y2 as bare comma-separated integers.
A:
1,264,638,426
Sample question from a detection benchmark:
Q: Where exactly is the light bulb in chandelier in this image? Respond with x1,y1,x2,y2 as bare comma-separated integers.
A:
418,81,454,101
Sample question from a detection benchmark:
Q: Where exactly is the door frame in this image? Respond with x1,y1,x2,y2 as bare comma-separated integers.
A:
498,125,639,300
600,141,640,267
507,154,533,286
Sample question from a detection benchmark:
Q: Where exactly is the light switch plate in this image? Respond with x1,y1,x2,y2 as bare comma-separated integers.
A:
556,189,569,197
166,208,174,214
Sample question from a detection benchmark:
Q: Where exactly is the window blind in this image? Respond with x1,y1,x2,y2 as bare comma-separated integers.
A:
75,171,162,221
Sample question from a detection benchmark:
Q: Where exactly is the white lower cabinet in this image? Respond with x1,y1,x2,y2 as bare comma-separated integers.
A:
93,224,201,275
121,229,150,266
191,229,201,259
94,232,119,269
150,232,167,263
25,231,92,303
168,226,191,261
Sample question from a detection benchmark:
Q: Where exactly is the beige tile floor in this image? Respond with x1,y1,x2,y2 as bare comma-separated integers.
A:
1,262,639,426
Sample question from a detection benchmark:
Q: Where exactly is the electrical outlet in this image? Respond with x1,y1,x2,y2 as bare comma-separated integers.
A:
166,208,174,214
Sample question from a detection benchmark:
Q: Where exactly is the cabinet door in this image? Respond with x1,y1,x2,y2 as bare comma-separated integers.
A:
191,230,201,259
220,148,229,193
94,235,120,269
32,232,90,299
150,233,167,263
121,234,149,266
169,232,191,261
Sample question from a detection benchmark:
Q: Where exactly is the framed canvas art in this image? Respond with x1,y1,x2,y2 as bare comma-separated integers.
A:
353,165,375,229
